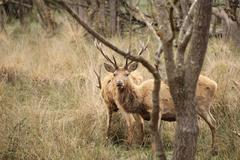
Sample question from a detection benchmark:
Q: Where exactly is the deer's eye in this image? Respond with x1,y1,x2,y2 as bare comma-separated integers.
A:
113,73,117,76
125,73,129,76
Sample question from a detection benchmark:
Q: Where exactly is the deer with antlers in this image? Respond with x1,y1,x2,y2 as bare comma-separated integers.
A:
95,42,148,144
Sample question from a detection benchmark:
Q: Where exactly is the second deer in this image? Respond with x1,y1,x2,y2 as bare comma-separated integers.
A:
102,59,217,151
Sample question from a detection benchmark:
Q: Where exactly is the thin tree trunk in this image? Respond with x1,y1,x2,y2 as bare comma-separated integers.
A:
0,5,6,33
151,77,166,160
19,0,24,25
34,0,57,33
88,0,98,29
99,0,106,34
211,15,217,35
109,0,117,36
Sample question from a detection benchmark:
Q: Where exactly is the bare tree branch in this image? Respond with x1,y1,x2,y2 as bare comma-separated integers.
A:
56,0,158,75
178,0,198,47
176,25,193,67
9,0,32,8
123,1,160,42
152,0,173,42
55,1,166,159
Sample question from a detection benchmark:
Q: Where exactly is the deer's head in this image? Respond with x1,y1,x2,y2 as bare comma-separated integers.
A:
95,41,146,90
104,60,138,90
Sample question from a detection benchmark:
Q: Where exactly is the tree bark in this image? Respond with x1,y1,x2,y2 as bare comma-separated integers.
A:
151,76,166,160
172,1,212,160
109,0,117,36
180,0,190,17
99,0,106,34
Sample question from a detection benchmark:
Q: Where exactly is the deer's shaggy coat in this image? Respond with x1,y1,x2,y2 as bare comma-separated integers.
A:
101,71,144,144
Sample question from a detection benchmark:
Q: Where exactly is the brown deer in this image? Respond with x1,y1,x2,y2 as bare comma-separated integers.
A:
95,42,147,144
100,71,145,144
103,61,217,150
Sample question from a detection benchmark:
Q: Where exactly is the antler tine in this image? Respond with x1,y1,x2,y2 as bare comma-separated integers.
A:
125,57,129,69
94,66,102,89
112,56,118,68
94,39,117,68
124,52,131,69
126,38,150,67
137,37,150,56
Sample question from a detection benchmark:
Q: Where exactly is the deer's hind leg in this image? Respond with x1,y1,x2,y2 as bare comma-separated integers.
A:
197,107,217,155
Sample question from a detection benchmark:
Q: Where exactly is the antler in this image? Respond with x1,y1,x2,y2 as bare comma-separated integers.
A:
94,40,118,69
94,66,102,89
125,38,150,69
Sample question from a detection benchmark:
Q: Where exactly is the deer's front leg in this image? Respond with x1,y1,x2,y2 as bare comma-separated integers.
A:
132,114,144,145
124,113,136,145
116,103,136,145
106,109,113,140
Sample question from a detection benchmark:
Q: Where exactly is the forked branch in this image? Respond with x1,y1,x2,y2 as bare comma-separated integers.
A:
177,0,198,66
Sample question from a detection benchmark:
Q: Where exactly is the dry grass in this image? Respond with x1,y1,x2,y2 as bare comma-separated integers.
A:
0,19,239,160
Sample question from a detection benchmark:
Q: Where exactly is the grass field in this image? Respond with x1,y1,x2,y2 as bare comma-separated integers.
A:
0,18,240,160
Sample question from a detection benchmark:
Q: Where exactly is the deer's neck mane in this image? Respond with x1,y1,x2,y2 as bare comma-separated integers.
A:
117,81,140,107
116,80,150,120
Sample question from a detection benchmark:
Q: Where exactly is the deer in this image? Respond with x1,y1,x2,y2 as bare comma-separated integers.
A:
94,42,147,145
102,60,218,151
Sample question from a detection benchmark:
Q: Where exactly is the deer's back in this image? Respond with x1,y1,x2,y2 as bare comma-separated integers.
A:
139,79,175,115
196,75,218,110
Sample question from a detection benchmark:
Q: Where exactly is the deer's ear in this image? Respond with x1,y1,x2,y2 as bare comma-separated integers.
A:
104,63,115,73
128,62,138,72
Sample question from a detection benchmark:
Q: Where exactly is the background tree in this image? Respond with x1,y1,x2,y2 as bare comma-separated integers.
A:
34,0,57,34
212,0,240,47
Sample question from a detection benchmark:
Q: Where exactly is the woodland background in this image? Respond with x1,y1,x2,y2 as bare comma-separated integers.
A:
0,0,240,159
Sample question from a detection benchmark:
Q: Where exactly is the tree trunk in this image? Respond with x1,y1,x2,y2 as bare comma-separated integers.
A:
222,18,240,46
172,94,199,160
0,5,6,33
210,15,217,35
109,0,117,36
172,1,212,160
99,0,106,35
34,0,57,33
151,77,166,160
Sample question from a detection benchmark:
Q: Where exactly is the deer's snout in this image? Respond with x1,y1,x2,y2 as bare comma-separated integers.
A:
116,80,124,88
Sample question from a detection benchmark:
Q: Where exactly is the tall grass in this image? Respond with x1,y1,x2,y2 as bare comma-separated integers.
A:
0,19,239,160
